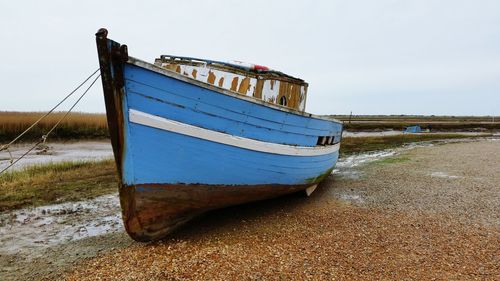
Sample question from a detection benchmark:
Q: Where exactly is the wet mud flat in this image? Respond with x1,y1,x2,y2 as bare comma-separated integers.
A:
0,141,112,172
0,194,131,280
1,139,499,280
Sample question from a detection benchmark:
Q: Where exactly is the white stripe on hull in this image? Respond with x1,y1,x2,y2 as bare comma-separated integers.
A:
129,109,340,157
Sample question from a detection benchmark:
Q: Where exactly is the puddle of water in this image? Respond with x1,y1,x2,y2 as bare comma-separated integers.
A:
338,194,365,204
335,150,397,169
0,193,122,256
333,150,397,179
0,141,113,172
333,141,435,180
430,172,461,179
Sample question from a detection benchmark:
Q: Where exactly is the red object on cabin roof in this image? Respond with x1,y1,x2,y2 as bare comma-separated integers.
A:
253,64,270,71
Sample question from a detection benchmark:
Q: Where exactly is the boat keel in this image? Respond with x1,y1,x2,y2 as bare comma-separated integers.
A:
119,183,310,241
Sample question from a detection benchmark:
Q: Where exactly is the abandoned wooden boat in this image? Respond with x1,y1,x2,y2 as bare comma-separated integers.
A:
95,29,343,241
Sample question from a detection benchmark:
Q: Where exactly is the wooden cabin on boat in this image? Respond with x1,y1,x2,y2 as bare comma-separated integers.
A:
154,55,308,111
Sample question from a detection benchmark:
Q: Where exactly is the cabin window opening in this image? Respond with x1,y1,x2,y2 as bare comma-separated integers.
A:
317,136,327,146
279,96,287,106
317,136,337,146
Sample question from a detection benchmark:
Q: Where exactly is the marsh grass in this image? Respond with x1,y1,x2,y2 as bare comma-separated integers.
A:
0,111,108,142
0,160,117,211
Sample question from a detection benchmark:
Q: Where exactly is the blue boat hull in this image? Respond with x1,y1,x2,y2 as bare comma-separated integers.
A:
95,29,343,241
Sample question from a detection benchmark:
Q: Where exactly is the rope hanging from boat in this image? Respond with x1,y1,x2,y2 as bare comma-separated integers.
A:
0,69,101,175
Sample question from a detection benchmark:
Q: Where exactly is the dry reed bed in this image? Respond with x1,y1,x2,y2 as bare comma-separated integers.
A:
0,111,108,141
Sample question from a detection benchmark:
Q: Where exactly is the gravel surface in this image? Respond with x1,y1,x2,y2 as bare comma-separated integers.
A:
64,140,500,280
331,139,500,227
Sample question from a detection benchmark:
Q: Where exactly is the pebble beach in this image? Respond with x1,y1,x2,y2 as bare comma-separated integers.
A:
61,139,500,280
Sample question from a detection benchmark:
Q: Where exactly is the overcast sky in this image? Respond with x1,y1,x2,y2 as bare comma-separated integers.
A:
1,0,499,115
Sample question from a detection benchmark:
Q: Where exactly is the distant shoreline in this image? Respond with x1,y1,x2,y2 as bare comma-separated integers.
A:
1,112,498,143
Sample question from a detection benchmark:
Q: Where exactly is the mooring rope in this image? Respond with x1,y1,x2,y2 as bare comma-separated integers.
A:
41,74,101,143
0,68,100,153
0,70,102,176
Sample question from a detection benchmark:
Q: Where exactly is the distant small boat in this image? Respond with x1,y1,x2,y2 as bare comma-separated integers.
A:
405,125,422,133
95,29,343,241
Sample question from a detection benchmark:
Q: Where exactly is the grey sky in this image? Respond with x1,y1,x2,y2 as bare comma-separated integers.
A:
1,0,499,115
